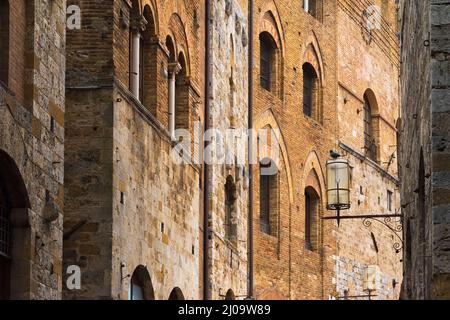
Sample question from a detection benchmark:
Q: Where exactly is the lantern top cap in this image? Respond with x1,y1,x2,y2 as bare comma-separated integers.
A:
330,150,341,159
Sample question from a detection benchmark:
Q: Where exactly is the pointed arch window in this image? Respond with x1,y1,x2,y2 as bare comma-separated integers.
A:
363,93,378,161
305,186,320,251
259,32,277,92
303,63,321,123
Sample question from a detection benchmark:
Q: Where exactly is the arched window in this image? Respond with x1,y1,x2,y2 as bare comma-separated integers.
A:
363,93,377,161
168,287,185,300
141,5,157,113
303,63,320,121
129,265,155,300
225,176,237,243
175,52,189,132
305,186,320,251
0,178,11,299
0,0,9,86
129,1,146,100
260,158,279,237
259,32,277,92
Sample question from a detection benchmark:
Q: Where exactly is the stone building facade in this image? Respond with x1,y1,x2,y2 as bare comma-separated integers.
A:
334,0,402,300
399,0,450,300
0,0,66,299
63,0,205,300
205,0,250,300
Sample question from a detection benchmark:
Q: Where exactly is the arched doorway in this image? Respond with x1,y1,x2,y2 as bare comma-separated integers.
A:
129,265,155,300
225,289,236,300
168,287,185,300
0,150,31,300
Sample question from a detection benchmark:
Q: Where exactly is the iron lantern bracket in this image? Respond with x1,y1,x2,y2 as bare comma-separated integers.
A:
322,211,404,253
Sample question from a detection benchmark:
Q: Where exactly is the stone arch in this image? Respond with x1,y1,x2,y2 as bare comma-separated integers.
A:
363,89,380,161
130,0,143,15
364,88,379,115
254,108,294,203
0,150,30,209
129,265,155,300
168,287,185,300
0,149,31,300
302,34,325,83
258,0,286,56
142,0,159,36
168,13,190,76
301,150,326,202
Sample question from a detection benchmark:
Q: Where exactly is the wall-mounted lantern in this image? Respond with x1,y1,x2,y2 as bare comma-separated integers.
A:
326,152,350,224
323,151,403,253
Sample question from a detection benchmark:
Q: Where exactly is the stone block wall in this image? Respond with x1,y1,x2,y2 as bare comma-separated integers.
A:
0,0,66,299
63,0,204,300
399,0,450,300
206,0,249,300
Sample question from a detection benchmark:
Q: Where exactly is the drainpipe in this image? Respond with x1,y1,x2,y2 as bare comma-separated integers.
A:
203,0,211,301
247,0,254,300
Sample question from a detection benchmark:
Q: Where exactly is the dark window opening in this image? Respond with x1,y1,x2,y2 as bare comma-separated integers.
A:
259,32,277,92
387,190,393,212
225,176,237,243
259,159,279,237
364,93,377,161
302,63,320,122
305,186,320,251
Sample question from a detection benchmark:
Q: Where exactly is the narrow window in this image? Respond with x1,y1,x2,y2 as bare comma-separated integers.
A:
225,176,237,243
142,5,157,114
303,63,319,121
363,93,377,160
387,190,393,212
0,0,10,86
305,186,320,251
260,173,271,234
259,159,278,237
259,32,276,92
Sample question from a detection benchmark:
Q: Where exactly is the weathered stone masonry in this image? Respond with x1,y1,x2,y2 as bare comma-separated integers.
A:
399,0,450,299
63,0,204,300
0,0,66,300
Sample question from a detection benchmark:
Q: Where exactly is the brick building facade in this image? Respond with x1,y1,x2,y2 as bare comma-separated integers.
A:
399,0,450,299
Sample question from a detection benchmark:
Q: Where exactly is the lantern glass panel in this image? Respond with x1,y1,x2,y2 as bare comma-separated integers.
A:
326,159,350,209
